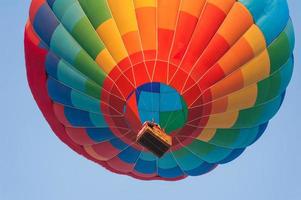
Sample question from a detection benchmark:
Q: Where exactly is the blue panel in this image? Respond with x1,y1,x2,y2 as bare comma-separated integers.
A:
219,148,245,164
110,138,128,150
33,4,59,46
64,106,94,127
185,162,216,176
239,0,289,45
160,84,177,93
158,153,178,169
259,95,283,124
118,147,141,164
158,166,185,179
134,159,157,174
138,91,160,111
160,93,182,112
253,122,268,142
86,128,115,143
137,82,160,93
47,78,72,106
46,52,60,78
138,110,159,124
46,0,56,7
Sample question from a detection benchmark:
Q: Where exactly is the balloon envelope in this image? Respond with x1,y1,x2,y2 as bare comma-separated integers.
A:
25,0,295,180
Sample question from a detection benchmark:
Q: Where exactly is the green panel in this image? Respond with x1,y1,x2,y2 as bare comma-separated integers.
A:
72,17,105,59
74,50,106,86
256,75,272,105
78,0,112,28
268,32,290,74
185,140,215,157
159,96,188,134
209,129,240,148
159,110,186,134
255,57,293,105
185,140,232,163
172,147,204,171
85,80,101,99
233,106,263,128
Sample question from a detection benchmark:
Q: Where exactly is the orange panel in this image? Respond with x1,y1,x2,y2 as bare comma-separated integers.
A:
218,2,253,45
135,8,157,52
219,38,254,75
122,31,142,56
210,70,245,100
157,0,181,30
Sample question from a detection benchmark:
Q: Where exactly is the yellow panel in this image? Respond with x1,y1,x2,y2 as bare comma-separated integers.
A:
107,0,138,34
206,111,239,128
197,129,216,142
208,0,236,13
96,49,117,74
97,19,128,63
241,50,271,86
180,0,206,17
134,0,156,8
244,25,267,55
227,85,258,111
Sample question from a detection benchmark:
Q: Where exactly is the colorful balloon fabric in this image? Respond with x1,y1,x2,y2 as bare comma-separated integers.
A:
25,0,295,180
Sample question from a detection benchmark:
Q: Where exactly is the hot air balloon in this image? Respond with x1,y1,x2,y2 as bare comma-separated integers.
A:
25,0,295,181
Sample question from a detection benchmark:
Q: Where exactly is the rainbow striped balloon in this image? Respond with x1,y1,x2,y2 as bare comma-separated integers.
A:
25,0,295,180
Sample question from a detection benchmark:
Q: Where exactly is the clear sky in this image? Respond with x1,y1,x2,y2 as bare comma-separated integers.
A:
0,1,300,200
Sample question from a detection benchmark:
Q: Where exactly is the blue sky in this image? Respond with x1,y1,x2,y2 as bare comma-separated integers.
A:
0,1,300,200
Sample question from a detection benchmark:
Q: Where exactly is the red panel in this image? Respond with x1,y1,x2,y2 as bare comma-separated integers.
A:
107,156,135,173
197,64,225,91
179,4,228,73
145,60,156,79
115,74,135,98
65,127,96,145
129,52,144,66
158,29,175,61
187,106,203,122
152,61,168,83
132,168,157,179
132,62,151,87
182,85,202,106
200,90,213,105
91,142,121,160
169,68,188,92
143,50,157,60
52,103,71,126
118,58,132,71
169,12,199,66
125,93,142,132
29,0,45,22
190,34,230,81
